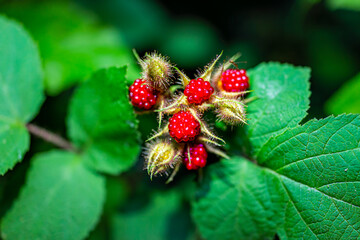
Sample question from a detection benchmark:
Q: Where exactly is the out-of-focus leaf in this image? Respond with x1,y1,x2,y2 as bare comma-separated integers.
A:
0,15,44,175
307,29,357,89
225,42,261,69
111,191,194,240
77,0,169,49
67,67,140,175
1,150,106,240
160,18,222,68
327,0,360,11
2,2,139,95
326,73,360,114
104,177,129,214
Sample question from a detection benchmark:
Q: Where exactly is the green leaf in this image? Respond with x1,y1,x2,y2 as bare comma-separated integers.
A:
240,62,311,155
257,114,360,239
2,2,139,95
194,114,360,239
1,150,105,240
67,67,140,175
111,191,194,240
0,125,29,175
326,73,360,115
327,0,360,11
0,15,44,175
192,157,286,240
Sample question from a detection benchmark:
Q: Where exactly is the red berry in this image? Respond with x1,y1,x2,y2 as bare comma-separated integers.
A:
168,111,201,143
184,78,214,105
221,69,249,92
129,79,158,110
183,143,207,170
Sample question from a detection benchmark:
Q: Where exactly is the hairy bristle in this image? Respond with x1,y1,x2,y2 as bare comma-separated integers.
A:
144,140,182,179
142,52,173,91
216,100,247,125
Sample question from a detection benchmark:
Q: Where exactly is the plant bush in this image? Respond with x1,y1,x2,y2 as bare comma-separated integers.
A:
0,4,360,240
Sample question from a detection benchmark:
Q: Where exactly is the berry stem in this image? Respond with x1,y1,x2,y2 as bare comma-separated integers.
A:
219,90,252,99
134,110,153,115
199,51,223,81
187,144,192,164
188,108,226,145
223,52,241,70
155,95,186,113
158,99,165,129
146,125,169,142
166,161,181,184
206,145,229,159
26,123,76,152
169,85,183,94
174,67,191,86
198,136,222,146
213,95,246,105
132,48,142,63
243,95,259,104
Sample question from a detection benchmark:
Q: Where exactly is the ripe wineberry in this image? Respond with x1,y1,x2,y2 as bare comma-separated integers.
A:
168,111,201,143
129,79,158,110
183,143,208,170
221,69,249,92
184,78,214,105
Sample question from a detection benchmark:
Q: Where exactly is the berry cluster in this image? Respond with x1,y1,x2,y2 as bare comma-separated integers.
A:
129,51,250,182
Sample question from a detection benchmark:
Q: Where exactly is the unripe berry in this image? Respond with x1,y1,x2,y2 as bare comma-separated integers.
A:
145,140,180,178
142,52,173,91
215,100,246,125
184,78,214,105
129,79,158,110
183,143,208,170
168,111,201,143
221,69,249,92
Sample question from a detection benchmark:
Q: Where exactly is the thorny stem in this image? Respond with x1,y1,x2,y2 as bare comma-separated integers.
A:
158,99,165,129
169,85,183,94
134,110,153,115
243,96,259,104
146,125,169,142
166,161,181,184
155,95,186,113
26,123,76,152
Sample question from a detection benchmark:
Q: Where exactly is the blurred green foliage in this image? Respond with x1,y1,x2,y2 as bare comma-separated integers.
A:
307,29,357,89
0,15,44,175
77,0,169,49
327,0,360,11
326,73,360,114
159,18,223,68
1,1,139,95
111,191,194,240
2,151,106,240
